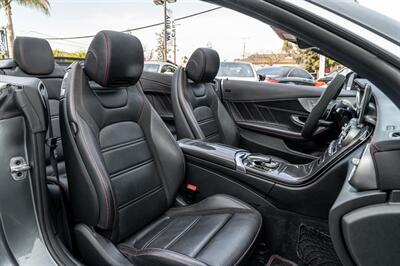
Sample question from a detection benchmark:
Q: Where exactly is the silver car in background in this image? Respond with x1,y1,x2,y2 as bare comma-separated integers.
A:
216,61,260,82
144,61,177,74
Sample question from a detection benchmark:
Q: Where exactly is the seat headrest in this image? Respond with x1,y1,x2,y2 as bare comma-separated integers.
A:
14,37,55,75
84,30,144,87
186,48,220,83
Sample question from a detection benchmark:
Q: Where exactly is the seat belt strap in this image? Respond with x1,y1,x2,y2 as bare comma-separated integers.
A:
41,82,73,251
42,84,60,183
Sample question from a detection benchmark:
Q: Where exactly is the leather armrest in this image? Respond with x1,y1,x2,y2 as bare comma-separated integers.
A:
178,139,247,169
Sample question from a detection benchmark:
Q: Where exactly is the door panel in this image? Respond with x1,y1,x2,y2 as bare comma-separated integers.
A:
140,72,176,138
0,78,59,265
221,80,324,140
221,80,355,161
225,99,309,139
221,79,325,101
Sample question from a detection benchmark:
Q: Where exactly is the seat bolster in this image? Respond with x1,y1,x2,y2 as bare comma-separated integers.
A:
172,68,205,140
119,246,208,266
62,63,116,230
214,97,240,147
138,89,185,206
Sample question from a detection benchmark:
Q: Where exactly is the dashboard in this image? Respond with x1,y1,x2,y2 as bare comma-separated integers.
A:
330,78,400,265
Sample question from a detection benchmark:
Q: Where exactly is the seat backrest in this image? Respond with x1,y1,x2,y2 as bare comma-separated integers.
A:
3,37,66,175
60,31,184,242
171,48,239,146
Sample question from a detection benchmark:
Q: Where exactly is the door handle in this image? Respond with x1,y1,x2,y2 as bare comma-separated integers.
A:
291,114,306,127
291,114,333,128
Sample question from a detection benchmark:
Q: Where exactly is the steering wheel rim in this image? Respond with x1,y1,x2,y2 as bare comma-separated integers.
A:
301,74,347,139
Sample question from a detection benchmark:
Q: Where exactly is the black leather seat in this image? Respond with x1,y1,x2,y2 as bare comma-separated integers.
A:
171,48,287,163
1,36,73,248
60,30,262,266
3,37,67,188
172,48,240,146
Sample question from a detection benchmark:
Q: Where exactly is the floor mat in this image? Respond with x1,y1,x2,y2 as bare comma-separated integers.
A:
249,242,274,266
266,255,297,266
297,224,341,266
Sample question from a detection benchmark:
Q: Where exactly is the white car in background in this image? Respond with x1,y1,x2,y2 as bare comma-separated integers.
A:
216,61,261,82
144,61,177,74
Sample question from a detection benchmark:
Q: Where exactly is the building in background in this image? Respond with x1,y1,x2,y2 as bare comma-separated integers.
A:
239,52,297,67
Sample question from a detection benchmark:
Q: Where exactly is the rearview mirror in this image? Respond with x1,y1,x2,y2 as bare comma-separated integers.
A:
258,74,266,81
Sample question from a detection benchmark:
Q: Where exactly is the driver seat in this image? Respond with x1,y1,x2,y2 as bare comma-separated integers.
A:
172,48,240,145
172,48,285,162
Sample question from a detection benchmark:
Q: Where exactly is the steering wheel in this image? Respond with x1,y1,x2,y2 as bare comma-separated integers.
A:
301,74,347,139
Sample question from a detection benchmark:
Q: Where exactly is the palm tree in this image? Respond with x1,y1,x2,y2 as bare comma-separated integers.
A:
0,0,50,58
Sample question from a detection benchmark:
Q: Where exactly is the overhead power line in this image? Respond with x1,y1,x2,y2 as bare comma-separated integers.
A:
45,6,223,41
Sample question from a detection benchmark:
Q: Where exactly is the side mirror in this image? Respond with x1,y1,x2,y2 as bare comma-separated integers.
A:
258,74,266,81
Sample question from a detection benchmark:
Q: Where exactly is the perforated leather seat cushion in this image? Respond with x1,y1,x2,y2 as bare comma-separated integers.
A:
119,194,262,266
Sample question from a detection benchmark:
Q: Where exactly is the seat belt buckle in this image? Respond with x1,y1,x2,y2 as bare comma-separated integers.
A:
186,184,197,192
185,183,198,203
46,137,59,158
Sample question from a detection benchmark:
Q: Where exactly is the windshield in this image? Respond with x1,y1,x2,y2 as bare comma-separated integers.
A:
308,0,400,46
143,64,160,73
217,62,255,78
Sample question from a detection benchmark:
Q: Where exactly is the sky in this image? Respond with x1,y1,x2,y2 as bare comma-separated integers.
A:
1,0,400,62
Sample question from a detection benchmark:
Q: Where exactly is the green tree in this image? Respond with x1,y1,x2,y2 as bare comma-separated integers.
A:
282,40,303,64
53,49,86,59
282,40,340,73
0,0,50,58
155,29,171,61
180,55,188,66
303,50,320,73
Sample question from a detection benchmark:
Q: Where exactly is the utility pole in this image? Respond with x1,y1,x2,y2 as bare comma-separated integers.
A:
163,0,167,62
173,23,180,64
318,54,326,79
173,35,177,64
241,37,250,60
154,0,176,62
242,41,246,60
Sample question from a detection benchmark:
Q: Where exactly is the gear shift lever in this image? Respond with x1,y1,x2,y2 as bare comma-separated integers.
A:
246,154,280,170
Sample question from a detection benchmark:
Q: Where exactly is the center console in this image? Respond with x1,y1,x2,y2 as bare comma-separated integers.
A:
179,118,371,186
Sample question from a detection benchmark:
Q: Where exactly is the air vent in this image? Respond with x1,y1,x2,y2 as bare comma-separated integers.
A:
391,132,400,138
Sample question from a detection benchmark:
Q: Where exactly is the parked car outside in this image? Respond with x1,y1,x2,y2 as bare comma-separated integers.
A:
316,67,348,87
144,61,177,74
216,61,261,82
257,66,315,86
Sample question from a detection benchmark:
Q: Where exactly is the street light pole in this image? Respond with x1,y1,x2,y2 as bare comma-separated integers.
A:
163,0,167,62
318,54,326,79
174,34,177,64
154,0,176,62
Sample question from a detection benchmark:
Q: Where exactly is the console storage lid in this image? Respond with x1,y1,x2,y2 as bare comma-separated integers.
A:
178,139,247,169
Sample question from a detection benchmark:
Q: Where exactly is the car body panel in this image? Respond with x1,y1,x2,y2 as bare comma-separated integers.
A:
0,80,56,266
257,66,315,86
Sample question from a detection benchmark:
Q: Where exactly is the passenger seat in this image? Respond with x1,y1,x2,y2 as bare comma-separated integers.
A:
1,37,72,249
3,37,68,190
60,30,262,266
